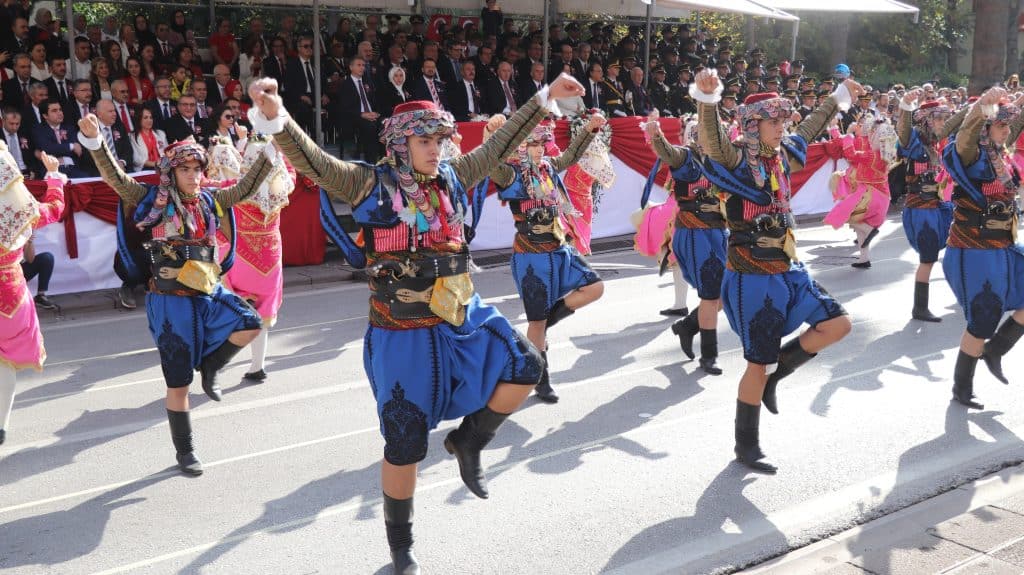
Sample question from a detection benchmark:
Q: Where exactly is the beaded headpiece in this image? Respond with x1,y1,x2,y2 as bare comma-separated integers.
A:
737,93,794,188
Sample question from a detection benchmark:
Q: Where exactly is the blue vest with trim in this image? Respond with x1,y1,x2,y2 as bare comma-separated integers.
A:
942,140,1009,206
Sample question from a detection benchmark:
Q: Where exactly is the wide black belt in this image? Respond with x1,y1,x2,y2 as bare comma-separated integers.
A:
677,189,723,223
960,203,1014,240
908,172,940,200
729,214,791,261
515,205,560,243
369,253,471,319
146,240,216,293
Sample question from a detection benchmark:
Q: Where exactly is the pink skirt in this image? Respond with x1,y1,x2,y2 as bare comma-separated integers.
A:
217,229,284,327
633,201,678,259
0,286,45,371
824,176,889,229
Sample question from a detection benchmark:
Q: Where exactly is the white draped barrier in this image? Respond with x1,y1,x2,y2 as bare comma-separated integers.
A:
32,157,840,295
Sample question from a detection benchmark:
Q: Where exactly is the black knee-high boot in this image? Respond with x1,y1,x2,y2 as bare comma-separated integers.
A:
199,341,245,402
535,351,559,403
670,308,700,360
383,494,420,575
734,400,777,474
444,407,509,499
546,299,575,329
912,281,941,322
699,329,722,375
167,409,203,475
983,317,1024,384
762,338,816,415
953,351,984,409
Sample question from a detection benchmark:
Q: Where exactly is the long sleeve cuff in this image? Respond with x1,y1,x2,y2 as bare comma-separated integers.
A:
899,99,919,112
980,103,998,120
535,85,559,117
45,172,67,184
78,132,102,150
690,81,723,105
248,106,291,136
832,83,853,112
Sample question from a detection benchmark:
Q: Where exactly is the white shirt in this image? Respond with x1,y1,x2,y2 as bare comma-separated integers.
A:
464,80,476,114
71,58,92,81
116,102,134,131
30,62,50,82
300,58,314,93
4,130,25,170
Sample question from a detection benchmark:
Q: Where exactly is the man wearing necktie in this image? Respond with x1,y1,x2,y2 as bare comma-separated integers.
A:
1,54,35,110
584,63,607,113
110,80,135,132
485,61,518,115
284,37,319,132
448,61,483,122
626,66,651,116
410,58,448,112
33,99,88,178
44,56,71,110
339,56,380,162
85,100,133,175
517,61,546,103
2,110,33,177
164,94,203,145
143,77,176,133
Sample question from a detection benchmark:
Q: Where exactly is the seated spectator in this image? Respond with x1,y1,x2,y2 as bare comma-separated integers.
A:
70,36,92,81
237,36,265,90
66,79,94,125
2,109,34,177
174,45,203,80
153,22,175,66
163,93,203,144
4,16,29,55
143,76,175,133
90,57,114,102
33,98,88,178
109,80,135,132
376,66,409,119
205,103,245,146
223,96,250,129
101,15,121,42
87,99,133,173
138,44,158,81
133,14,156,48
123,56,154,106
28,41,49,82
119,23,138,60
2,54,35,110
447,60,485,121
28,9,54,45
102,40,126,76
87,24,103,59
129,105,167,171
21,82,47,133
168,11,196,52
209,64,233,106
208,18,239,69
168,65,191,101
20,238,57,310
192,79,213,121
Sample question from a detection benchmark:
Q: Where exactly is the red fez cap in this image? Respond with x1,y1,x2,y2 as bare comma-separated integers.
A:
919,101,942,110
392,100,442,115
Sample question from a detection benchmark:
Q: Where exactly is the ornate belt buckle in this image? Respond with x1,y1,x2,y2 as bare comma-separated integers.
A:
986,201,1009,217
754,213,781,233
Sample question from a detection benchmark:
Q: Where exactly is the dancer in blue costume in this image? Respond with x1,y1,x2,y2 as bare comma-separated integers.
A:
941,86,1024,409
488,114,606,403
78,114,274,476
645,111,727,375
693,69,859,473
896,90,967,322
247,75,586,575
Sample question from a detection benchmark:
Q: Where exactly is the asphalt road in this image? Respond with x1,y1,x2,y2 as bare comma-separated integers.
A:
3,214,1024,575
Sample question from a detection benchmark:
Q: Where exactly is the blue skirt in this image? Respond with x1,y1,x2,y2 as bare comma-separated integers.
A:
671,226,727,300
902,204,953,264
943,245,1024,339
511,245,601,321
363,294,543,466
722,263,847,365
146,283,262,387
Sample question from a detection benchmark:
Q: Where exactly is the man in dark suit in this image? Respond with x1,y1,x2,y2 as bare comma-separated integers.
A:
602,61,629,117
582,62,608,114
437,40,465,86
485,61,519,116
547,43,574,84
518,61,546,104
472,45,497,88
284,37,320,132
19,83,47,146
163,94,204,145
409,58,448,111
43,55,73,111
338,56,381,162
65,79,94,126
447,61,484,122
142,77,177,133
3,16,29,55
81,99,133,175
2,54,36,110
33,99,89,178
262,37,290,89
625,66,651,116
517,41,543,83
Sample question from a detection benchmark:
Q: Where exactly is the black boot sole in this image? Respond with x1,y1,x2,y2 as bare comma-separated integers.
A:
660,307,689,317
390,549,421,575
671,320,697,360
912,309,942,323
443,435,489,499
699,358,723,375
176,452,204,476
851,261,872,269
951,393,984,410
735,454,778,474
982,354,1010,384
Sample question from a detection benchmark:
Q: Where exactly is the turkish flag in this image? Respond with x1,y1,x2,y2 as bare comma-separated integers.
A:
428,15,452,42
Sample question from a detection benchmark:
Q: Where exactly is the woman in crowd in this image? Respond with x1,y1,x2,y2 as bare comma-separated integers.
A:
138,44,158,81
130,106,168,172
175,45,204,81
377,67,410,119
90,57,114,103
238,37,265,90
28,41,49,82
124,56,154,106
207,103,245,147
209,17,239,69
102,40,126,77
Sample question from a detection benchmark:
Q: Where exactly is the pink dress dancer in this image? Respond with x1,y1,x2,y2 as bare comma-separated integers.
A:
209,135,294,382
0,148,66,444
824,119,897,268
